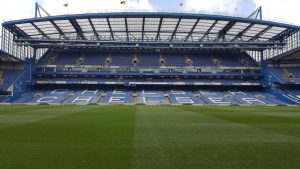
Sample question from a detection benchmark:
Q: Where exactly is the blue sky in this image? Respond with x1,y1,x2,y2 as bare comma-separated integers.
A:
0,0,300,25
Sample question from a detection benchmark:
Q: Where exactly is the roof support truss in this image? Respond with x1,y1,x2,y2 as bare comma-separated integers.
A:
125,17,129,41
31,22,50,39
170,18,181,42
271,29,297,42
216,21,235,41
107,17,115,41
69,19,86,40
248,6,262,20
231,23,255,41
200,20,218,41
249,25,272,41
156,17,163,41
88,18,100,41
184,19,200,42
50,20,68,39
3,14,299,51
142,17,145,41
9,25,31,39
35,2,51,18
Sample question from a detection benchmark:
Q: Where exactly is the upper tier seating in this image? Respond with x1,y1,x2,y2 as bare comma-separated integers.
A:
163,54,186,67
81,52,107,65
55,51,81,65
138,54,160,67
188,54,214,66
38,51,258,67
110,54,134,67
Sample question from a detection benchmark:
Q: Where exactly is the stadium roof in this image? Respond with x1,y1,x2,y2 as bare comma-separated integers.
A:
2,12,300,49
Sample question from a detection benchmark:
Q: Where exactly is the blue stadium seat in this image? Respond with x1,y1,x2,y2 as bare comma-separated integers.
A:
167,90,203,105
198,90,237,105
64,89,103,104
82,52,108,65
227,91,268,105
136,96,167,104
0,69,23,91
27,89,73,104
163,54,186,67
102,90,133,104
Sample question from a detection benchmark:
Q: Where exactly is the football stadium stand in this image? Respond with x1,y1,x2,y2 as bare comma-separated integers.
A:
7,89,291,105
0,8,299,105
37,51,258,68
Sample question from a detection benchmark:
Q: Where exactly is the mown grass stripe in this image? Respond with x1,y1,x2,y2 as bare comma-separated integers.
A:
132,106,300,169
0,106,137,169
180,106,300,139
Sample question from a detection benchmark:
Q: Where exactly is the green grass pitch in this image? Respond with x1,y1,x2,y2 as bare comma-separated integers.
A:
0,105,300,169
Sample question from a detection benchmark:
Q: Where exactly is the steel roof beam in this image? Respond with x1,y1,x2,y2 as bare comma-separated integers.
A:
231,23,255,41
200,20,218,42
107,17,115,41
69,19,86,40
125,17,129,41
8,25,31,39
31,22,50,39
270,29,297,42
156,17,163,41
170,18,181,42
249,25,272,41
88,18,100,41
142,17,145,41
216,21,236,41
50,20,68,39
184,19,200,42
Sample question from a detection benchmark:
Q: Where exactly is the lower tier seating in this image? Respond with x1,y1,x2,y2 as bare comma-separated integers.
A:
269,67,300,83
0,69,23,91
10,89,295,105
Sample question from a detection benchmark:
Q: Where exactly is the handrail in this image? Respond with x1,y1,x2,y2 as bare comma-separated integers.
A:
35,65,261,70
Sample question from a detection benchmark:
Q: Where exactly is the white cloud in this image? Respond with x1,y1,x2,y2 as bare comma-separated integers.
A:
0,0,35,22
41,0,154,15
183,0,300,25
254,0,300,25
183,0,247,15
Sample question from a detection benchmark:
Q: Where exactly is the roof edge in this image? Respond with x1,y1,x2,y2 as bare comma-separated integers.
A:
3,12,300,30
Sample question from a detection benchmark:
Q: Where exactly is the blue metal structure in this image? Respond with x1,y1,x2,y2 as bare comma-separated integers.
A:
2,11,300,54
1,7,299,62
0,4,299,105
